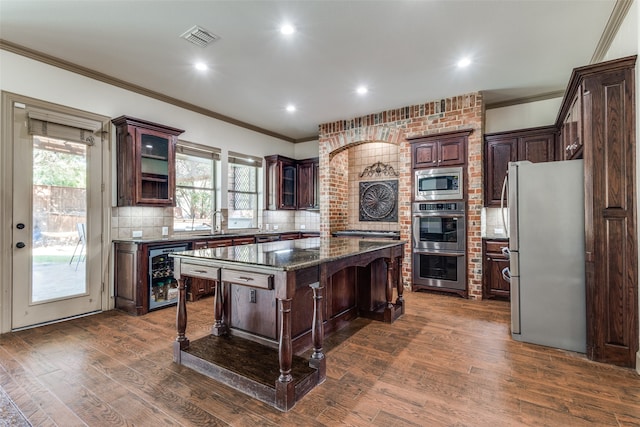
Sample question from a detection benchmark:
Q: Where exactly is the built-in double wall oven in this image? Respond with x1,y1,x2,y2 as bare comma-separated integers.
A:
412,201,466,294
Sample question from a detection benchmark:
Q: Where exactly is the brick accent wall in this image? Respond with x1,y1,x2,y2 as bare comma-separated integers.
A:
318,93,485,299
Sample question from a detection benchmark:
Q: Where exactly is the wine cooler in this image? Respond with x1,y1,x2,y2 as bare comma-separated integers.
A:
148,245,189,310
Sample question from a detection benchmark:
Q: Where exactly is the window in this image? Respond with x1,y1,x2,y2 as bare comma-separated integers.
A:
227,152,262,229
173,142,220,233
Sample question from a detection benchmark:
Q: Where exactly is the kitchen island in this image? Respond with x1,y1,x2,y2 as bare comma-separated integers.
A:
171,237,405,411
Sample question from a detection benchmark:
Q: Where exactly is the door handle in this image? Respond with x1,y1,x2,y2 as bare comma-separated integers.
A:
16,223,25,229
16,242,26,248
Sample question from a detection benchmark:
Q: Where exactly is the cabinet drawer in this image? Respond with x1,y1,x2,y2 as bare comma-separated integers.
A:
485,240,509,254
221,269,273,289
181,263,220,281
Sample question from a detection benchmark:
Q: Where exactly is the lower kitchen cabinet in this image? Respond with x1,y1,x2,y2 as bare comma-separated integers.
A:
482,239,510,300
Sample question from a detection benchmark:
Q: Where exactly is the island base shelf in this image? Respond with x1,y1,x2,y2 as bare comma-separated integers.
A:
174,334,321,411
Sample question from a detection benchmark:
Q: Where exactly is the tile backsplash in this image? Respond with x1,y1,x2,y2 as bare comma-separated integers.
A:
111,206,174,239
112,206,320,240
482,207,509,238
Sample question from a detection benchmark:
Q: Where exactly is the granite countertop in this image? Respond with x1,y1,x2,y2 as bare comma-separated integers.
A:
112,230,320,244
483,234,509,240
170,237,405,271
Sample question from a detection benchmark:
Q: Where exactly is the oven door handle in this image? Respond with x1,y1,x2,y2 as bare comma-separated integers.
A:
412,213,463,219
412,249,465,257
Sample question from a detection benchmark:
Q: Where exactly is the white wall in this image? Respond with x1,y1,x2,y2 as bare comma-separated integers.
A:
0,51,296,159
484,97,562,133
294,139,319,159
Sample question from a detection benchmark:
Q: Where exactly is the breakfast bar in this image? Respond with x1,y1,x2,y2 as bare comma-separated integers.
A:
171,237,405,411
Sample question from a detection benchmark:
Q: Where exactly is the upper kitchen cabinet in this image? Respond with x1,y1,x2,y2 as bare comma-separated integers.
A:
559,86,583,160
297,157,319,210
410,131,468,168
265,155,319,210
484,126,556,207
112,116,184,207
265,154,297,210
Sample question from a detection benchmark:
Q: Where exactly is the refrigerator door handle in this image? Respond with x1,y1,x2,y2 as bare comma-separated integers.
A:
501,267,511,283
500,174,509,237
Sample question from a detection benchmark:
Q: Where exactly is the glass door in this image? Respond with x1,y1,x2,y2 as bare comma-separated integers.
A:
11,102,104,329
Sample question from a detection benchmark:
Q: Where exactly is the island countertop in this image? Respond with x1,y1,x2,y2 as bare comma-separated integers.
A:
170,237,406,271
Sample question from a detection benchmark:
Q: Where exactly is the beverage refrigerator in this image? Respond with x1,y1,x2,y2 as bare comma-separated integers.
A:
148,245,189,310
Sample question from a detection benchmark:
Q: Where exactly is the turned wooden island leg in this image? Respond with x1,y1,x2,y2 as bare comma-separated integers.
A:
395,255,405,306
211,280,226,336
173,277,189,362
310,282,326,382
275,298,294,411
385,257,395,308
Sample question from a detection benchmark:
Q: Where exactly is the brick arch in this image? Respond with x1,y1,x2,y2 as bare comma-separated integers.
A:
324,126,404,158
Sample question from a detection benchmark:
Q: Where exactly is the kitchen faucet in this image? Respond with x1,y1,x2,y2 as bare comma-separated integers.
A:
213,211,225,233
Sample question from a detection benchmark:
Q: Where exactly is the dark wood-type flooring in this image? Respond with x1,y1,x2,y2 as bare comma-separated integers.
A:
1,291,639,426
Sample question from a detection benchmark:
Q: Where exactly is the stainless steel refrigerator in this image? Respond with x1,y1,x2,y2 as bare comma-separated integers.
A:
507,159,586,353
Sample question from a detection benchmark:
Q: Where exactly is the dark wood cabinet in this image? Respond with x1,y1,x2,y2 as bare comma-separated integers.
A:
559,88,584,160
484,126,556,207
112,116,184,206
559,56,638,367
411,132,467,168
482,239,510,299
485,138,517,208
265,155,319,210
265,155,297,210
297,157,319,210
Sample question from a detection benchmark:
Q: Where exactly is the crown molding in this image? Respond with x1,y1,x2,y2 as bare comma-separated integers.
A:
0,39,306,143
590,0,634,64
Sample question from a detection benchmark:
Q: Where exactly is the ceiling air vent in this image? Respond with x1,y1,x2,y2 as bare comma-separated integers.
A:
180,25,220,48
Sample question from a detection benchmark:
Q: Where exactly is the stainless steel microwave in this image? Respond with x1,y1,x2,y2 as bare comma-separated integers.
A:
415,167,464,201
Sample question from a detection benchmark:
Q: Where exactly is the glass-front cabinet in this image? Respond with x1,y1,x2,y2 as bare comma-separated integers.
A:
112,116,184,206
265,154,297,210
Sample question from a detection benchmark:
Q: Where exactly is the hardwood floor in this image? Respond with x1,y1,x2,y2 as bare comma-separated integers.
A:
1,291,638,426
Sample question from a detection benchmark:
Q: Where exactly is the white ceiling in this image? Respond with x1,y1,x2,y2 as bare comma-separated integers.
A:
0,0,617,142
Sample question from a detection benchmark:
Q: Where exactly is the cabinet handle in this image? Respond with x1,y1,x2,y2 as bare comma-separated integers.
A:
193,269,208,274
235,276,254,282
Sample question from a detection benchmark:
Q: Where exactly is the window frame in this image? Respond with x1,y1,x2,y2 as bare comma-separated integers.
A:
173,141,221,234
227,152,262,230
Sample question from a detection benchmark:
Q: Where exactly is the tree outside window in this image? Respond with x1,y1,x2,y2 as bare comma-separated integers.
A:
173,143,220,233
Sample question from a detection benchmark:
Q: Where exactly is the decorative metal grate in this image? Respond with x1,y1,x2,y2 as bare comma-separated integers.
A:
359,161,399,178
359,180,398,222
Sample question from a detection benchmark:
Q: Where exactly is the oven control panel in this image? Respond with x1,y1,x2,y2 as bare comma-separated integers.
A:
414,202,464,212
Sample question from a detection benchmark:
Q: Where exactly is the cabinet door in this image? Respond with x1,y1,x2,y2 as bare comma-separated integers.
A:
485,138,517,207
265,155,297,210
584,64,637,367
136,128,175,205
519,133,555,163
438,137,466,166
482,240,510,299
412,142,438,168
297,159,318,209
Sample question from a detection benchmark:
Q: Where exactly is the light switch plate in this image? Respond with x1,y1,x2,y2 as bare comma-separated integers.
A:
132,230,143,238
162,226,169,236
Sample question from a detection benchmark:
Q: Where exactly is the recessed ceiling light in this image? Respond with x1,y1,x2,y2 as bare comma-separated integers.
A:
280,24,295,35
194,62,208,71
286,104,296,113
457,57,471,68
356,86,368,95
